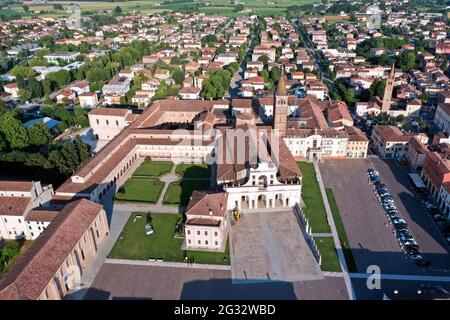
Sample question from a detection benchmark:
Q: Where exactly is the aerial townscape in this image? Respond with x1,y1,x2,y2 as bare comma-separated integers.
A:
0,0,450,303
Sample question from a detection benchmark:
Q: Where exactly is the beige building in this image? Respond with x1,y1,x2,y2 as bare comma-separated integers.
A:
0,181,54,240
78,92,98,109
88,108,134,140
371,125,426,159
184,191,228,251
0,199,109,300
434,103,450,133
406,136,429,170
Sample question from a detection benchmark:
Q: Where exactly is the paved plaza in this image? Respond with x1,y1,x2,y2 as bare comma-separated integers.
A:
230,210,323,283
84,263,348,300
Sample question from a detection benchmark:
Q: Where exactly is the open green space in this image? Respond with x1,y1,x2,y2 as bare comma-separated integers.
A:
175,163,210,179
115,178,164,203
0,240,33,279
109,213,230,265
326,188,358,273
133,160,173,177
314,237,341,272
297,162,331,233
163,179,210,206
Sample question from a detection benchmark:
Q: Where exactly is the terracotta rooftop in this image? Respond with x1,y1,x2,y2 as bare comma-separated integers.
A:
185,191,227,217
88,108,130,117
0,181,34,192
0,199,103,300
0,196,31,216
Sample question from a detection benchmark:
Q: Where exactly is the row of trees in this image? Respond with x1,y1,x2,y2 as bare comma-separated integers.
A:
0,109,91,178
201,62,239,99
377,50,419,72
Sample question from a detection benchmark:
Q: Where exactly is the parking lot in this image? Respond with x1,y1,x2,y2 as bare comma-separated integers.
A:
319,159,450,276
371,158,450,271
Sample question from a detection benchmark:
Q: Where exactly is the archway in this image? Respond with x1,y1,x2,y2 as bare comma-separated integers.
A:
257,194,267,208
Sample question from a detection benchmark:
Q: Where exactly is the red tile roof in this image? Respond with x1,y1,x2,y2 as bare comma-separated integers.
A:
0,199,103,300
0,197,31,216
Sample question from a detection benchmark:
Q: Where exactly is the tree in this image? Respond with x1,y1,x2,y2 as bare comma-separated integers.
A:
27,122,52,147
29,77,43,98
270,66,280,83
201,34,218,46
396,114,405,123
172,70,185,85
22,5,29,12
398,50,417,72
258,55,269,65
19,89,32,102
113,6,123,15
370,79,386,98
417,116,426,129
233,4,244,12
0,112,29,149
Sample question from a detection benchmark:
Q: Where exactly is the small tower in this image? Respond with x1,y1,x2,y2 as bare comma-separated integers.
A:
381,63,395,112
273,71,288,136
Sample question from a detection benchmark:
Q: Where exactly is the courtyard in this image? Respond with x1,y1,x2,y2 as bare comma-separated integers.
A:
115,178,164,203
109,212,230,265
114,160,211,207
163,179,211,206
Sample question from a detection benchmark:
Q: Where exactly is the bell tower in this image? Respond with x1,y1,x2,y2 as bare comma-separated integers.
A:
273,71,288,136
382,63,395,112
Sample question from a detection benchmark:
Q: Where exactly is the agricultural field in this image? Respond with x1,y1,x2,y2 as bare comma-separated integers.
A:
8,0,318,18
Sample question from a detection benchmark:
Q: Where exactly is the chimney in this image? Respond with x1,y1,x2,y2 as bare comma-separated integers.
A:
209,209,213,215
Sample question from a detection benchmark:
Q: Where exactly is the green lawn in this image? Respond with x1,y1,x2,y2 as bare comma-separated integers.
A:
297,162,331,233
314,237,341,272
326,188,358,273
175,163,210,179
109,213,230,265
133,160,173,177
0,240,33,279
115,178,163,203
163,179,210,206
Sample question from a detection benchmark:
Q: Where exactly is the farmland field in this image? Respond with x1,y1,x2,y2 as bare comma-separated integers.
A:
9,0,317,17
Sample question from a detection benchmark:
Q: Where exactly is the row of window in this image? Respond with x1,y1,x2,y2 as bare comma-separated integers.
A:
96,119,120,126
187,230,218,236
187,239,219,246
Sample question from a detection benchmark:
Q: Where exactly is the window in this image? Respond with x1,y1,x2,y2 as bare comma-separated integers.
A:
187,230,191,235
106,119,109,125
197,230,200,235
205,240,208,245
116,120,119,126
18,219,21,223
204,231,208,236
214,231,218,236
188,239,191,244
215,241,218,246
198,240,201,244
4,218,7,223
96,119,99,125
31,232,34,237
